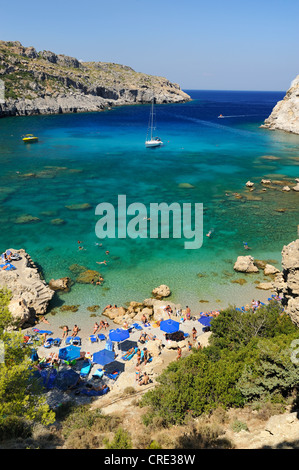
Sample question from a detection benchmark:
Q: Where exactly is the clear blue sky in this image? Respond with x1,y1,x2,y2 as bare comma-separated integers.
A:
1,0,298,91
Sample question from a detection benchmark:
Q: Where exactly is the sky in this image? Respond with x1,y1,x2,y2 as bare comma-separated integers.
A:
1,0,298,91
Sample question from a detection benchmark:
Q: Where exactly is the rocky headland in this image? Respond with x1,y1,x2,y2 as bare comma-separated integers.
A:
261,74,299,134
0,40,191,117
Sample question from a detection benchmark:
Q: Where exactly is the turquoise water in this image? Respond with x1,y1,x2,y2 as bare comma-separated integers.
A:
1,90,299,322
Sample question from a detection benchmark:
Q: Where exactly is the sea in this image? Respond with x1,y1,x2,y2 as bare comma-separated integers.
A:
1,90,299,328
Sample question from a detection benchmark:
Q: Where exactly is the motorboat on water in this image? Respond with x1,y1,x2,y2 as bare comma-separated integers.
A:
218,114,224,118
22,134,38,143
145,97,163,148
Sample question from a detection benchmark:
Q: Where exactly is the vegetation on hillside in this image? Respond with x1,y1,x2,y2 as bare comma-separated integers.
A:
140,301,299,426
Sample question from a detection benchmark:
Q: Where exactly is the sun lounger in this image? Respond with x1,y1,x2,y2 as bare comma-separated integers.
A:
89,335,98,343
104,369,120,380
97,334,106,341
53,338,61,347
80,360,92,378
92,368,104,379
44,337,54,348
72,336,81,346
122,347,138,361
132,323,143,330
78,386,109,397
65,336,73,345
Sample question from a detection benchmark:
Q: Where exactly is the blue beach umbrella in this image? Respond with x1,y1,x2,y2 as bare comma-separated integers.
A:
58,344,81,361
109,328,130,343
198,316,212,327
159,319,180,334
93,349,115,366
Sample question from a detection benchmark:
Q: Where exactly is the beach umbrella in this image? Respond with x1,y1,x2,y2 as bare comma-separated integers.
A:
198,316,212,327
58,344,81,361
109,328,130,343
92,349,115,366
55,369,80,391
159,319,180,334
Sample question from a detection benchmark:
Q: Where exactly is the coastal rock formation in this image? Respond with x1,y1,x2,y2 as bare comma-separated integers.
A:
273,239,299,325
0,249,54,327
261,75,299,134
0,40,191,118
48,277,71,291
152,284,171,299
233,256,259,273
264,264,280,276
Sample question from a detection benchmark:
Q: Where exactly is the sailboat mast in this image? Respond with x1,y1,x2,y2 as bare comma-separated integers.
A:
150,97,154,140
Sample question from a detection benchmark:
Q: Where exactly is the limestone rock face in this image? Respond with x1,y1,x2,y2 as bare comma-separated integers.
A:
0,249,54,327
261,75,299,134
0,40,191,118
233,256,259,273
273,239,299,325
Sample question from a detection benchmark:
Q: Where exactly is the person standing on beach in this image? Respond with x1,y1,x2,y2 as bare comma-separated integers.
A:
135,364,141,382
62,325,69,340
176,346,182,361
186,306,191,320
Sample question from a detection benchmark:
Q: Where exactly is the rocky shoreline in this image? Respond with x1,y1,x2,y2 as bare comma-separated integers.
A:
2,237,299,329
0,40,191,118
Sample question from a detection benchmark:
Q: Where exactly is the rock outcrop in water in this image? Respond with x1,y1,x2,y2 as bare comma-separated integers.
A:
273,239,299,326
0,40,190,117
0,249,54,327
261,75,299,135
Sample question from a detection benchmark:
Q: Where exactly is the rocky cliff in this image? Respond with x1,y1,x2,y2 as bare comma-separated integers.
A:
273,238,299,326
0,41,190,117
261,75,299,134
0,249,54,327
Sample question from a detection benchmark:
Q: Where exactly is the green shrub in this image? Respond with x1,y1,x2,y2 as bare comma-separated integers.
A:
104,427,132,449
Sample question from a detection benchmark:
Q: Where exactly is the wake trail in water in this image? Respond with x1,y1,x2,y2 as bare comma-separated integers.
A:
172,113,259,137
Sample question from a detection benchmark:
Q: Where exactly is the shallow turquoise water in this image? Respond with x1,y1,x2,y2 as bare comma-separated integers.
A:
1,90,299,321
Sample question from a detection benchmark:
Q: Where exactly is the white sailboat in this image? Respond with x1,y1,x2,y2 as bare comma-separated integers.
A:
145,97,163,148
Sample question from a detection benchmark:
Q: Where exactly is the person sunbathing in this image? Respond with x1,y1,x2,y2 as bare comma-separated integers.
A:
139,372,149,386
123,347,136,359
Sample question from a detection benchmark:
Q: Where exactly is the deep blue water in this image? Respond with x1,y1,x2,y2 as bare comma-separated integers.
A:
1,89,299,323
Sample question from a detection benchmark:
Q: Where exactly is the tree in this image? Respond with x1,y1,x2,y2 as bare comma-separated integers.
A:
0,288,55,438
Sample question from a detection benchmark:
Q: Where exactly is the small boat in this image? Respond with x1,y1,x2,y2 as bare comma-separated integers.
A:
22,134,38,143
145,97,163,148
218,114,224,118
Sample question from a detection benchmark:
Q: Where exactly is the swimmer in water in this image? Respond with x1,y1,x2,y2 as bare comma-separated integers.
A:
206,229,214,238
96,260,108,265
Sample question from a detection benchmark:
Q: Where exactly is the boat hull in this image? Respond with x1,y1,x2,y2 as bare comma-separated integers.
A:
23,137,38,143
145,140,163,148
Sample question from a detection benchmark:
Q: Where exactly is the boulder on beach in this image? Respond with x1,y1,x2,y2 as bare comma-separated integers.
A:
246,181,254,187
255,282,274,290
233,256,259,273
152,284,171,299
102,306,127,320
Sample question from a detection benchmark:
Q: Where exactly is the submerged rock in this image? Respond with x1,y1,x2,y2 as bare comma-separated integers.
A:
15,214,40,224
65,203,92,210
